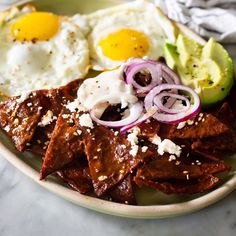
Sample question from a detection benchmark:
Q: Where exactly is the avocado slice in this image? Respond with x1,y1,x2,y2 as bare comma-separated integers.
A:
164,43,178,69
176,34,202,67
164,35,234,107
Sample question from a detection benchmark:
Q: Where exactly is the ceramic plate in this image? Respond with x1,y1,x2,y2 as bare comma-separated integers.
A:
0,0,236,219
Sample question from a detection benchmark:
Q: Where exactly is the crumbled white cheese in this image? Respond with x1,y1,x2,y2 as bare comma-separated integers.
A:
98,175,108,181
38,110,56,127
77,130,82,135
169,155,176,161
79,113,94,129
187,119,194,125
149,135,182,157
13,118,19,125
62,114,70,119
157,139,182,157
177,121,186,130
16,91,31,104
149,135,161,145
129,145,139,157
127,127,140,145
175,161,181,165
141,146,148,153
132,126,141,135
66,99,87,113
127,127,140,157
4,125,10,132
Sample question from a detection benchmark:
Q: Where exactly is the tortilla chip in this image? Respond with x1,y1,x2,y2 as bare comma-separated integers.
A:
75,119,153,196
28,80,83,155
135,153,230,181
40,109,84,179
137,119,160,138
192,131,236,152
134,175,219,194
227,85,236,117
214,102,235,128
57,157,93,194
169,113,230,140
109,175,137,205
193,149,222,161
0,93,43,151
0,80,82,152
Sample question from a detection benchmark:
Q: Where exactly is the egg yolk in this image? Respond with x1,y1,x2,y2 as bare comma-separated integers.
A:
11,12,60,42
98,28,150,60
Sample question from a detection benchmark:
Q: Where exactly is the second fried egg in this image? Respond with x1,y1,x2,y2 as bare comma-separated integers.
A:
85,0,177,70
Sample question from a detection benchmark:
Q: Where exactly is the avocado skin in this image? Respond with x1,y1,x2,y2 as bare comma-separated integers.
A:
164,35,235,107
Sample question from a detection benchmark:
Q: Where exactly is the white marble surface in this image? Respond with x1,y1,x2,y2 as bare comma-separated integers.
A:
0,2,236,235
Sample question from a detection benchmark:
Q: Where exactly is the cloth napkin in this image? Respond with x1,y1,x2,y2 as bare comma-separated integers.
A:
0,0,28,11
155,0,236,43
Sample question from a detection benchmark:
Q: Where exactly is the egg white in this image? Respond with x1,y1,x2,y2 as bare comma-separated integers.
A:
0,6,90,97
84,0,177,71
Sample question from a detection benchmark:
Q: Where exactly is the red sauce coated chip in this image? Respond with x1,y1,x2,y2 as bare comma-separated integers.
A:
0,80,235,204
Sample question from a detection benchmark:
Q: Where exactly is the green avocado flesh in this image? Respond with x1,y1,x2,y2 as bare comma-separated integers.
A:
164,35,234,107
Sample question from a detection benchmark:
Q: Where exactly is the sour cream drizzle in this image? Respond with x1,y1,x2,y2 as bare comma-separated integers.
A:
67,67,138,115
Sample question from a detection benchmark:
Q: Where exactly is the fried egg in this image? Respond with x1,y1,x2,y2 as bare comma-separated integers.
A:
0,6,89,97
85,0,177,71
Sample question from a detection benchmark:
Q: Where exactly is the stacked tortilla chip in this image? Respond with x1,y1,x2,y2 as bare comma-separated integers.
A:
0,81,235,205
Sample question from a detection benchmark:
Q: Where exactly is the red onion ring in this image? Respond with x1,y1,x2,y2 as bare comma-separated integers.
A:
161,64,180,85
120,106,158,134
88,59,201,130
153,92,190,114
144,84,201,124
164,96,177,109
124,58,157,68
124,58,180,94
90,102,143,128
125,62,162,93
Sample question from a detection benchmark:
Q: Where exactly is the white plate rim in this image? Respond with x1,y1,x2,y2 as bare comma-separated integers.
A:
0,0,236,219
1,133,236,219
0,130,236,219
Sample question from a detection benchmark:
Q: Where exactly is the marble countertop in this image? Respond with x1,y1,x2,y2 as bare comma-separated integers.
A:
0,156,236,236
0,2,236,235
